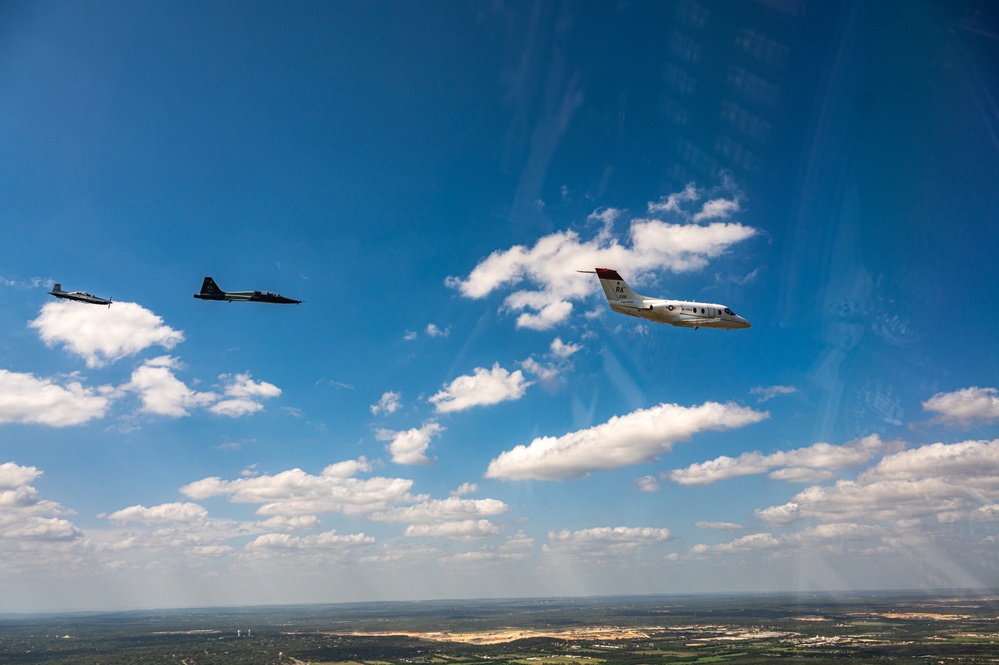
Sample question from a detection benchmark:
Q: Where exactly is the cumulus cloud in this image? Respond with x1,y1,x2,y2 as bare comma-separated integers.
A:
376,421,444,465
124,360,279,418
923,387,999,425
180,466,425,518
450,482,478,497
691,523,886,557
668,434,889,485
543,526,671,558
125,356,217,417
321,457,373,478
549,337,581,359
750,384,797,403
694,521,744,530
30,301,184,367
636,475,660,492
0,462,82,543
245,530,374,552
756,439,999,526
404,519,502,540
369,496,509,524
445,184,756,330
370,391,402,416
429,364,532,413
106,502,208,526
0,369,115,426
486,401,768,481
210,372,281,417
426,323,450,338
254,515,322,531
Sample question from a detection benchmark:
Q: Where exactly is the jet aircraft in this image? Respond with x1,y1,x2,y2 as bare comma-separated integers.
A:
194,276,301,304
49,283,112,307
581,268,750,330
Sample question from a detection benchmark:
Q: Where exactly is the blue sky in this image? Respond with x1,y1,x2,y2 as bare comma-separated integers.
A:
3,0,999,612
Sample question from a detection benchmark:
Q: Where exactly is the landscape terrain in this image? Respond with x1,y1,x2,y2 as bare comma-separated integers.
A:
2,592,998,664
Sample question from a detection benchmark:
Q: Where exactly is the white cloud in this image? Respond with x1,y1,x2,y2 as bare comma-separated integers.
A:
450,482,478,497
755,439,999,526
209,398,263,417
321,457,372,478
404,519,501,540
210,373,281,417
244,530,374,552
219,373,281,399
750,384,797,403
376,421,444,465
692,197,740,222
486,401,768,481
180,467,424,518
370,391,402,415
446,184,756,330
429,364,532,413
549,337,581,359
30,301,184,367
124,360,278,418
691,524,886,557
106,502,209,526
543,526,671,558
0,462,42,490
668,434,889,485
254,515,321,531
426,323,450,338
636,475,660,493
923,387,999,424
0,462,81,543
0,369,114,426
125,356,217,417
694,521,744,530
369,496,509,524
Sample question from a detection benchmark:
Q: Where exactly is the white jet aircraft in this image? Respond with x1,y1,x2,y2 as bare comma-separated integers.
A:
581,268,750,330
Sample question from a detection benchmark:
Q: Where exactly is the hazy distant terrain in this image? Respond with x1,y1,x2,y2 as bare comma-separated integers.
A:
2,593,998,664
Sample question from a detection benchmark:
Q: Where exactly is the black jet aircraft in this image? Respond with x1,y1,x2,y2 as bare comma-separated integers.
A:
194,276,301,304
49,283,112,307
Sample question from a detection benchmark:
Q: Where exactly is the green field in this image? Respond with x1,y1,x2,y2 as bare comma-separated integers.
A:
2,592,998,664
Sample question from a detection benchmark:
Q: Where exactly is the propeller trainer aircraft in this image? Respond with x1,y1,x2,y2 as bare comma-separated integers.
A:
581,268,750,330
49,283,112,307
194,276,301,304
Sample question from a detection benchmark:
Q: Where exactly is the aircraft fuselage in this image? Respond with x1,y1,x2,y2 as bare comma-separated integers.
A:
608,298,750,330
586,268,750,330
49,284,112,306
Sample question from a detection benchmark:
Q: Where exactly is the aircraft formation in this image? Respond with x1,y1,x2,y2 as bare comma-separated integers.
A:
48,277,302,306
49,269,749,331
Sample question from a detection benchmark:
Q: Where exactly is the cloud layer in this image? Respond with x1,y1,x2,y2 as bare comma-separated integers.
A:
486,401,768,480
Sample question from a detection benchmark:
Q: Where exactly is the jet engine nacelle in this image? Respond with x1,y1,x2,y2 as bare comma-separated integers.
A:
650,303,680,315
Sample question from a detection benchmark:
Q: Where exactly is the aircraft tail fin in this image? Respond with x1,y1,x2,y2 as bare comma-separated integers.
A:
593,268,642,303
199,276,224,297
52,283,62,293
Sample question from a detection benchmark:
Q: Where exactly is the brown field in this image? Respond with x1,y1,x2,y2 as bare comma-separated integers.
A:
336,627,656,645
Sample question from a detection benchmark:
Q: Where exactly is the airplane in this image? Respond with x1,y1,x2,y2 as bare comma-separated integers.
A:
580,268,750,330
48,283,112,307
193,276,301,304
